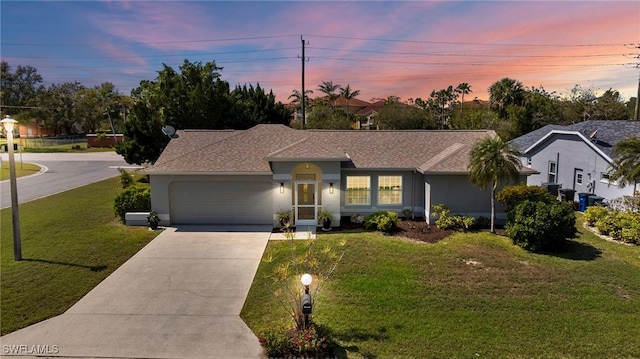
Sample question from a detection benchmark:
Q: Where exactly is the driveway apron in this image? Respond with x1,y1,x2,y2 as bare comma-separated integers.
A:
0,226,270,358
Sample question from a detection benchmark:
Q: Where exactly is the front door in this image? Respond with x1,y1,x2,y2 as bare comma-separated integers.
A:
295,180,317,226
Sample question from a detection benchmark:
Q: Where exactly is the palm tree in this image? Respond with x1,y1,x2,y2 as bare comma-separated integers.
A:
468,136,522,233
455,82,472,120
288,89,313,110
339,84,360,118
607,137,640,188
488,78,524,118
317,81,341,109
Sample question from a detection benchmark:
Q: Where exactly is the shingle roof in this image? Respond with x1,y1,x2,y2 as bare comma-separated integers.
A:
146,124,500,174
510,120,640,157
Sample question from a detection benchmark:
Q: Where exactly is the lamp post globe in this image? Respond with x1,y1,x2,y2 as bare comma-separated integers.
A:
1,115,22,261
301,273,313,286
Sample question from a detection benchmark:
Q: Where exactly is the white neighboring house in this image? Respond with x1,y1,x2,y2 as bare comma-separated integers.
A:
510,120,640,202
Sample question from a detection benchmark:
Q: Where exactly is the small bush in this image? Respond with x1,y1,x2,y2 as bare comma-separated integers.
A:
431,204,475,231
364,211,399,232
596,212,640,244
506,200,576,252
496,184,556,211
119,168,135,188
584,206,610,226
259,324,335,358
114,185,151,222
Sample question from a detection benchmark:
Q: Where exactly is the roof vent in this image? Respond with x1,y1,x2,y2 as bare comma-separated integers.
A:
589,129,598,142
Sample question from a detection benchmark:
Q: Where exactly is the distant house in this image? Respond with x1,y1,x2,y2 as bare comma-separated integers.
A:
144,124,533,227
510,120,640,202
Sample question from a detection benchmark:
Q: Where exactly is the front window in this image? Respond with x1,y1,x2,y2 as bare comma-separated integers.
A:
346,176,370,205
548,161,557,183
378,176,402,205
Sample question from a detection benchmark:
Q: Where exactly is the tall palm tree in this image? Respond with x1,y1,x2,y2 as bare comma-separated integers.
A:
317,81,340,109
468,136,522,233
288,89,313,110
455,82,472,120
607,137,640,188
488,78,524,118
339,84,360,118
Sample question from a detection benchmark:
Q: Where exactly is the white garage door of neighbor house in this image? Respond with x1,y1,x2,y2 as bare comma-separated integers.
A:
169,181,272,225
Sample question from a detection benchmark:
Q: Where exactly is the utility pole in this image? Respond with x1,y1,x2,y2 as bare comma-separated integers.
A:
300,36,308,129
635,68,639,120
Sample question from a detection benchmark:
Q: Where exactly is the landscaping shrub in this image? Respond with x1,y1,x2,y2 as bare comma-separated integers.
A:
596,212,640,244
259,324,335,358
584,206,610,226
119,168,134,188
496,184,556,211
364,211,399,232
431,204,476,231
114,185,151,222
506,200,576,252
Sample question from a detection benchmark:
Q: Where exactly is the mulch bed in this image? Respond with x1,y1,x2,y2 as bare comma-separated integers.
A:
336,218,506,243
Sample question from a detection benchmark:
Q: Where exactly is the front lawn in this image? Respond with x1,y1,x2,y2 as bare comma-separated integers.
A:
241,219,640,358
0,177,159,335
1,161,41,180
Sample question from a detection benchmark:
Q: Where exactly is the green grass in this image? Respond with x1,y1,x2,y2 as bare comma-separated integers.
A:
0,176,159,335
1,161,41,181
241,219,640,358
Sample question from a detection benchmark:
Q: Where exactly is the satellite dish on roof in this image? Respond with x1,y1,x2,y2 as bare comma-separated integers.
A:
162,125,178,138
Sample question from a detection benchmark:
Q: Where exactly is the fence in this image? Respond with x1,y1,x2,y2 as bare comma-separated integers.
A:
19,137,86,148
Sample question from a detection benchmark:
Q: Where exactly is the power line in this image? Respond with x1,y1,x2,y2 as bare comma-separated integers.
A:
304,34,632,47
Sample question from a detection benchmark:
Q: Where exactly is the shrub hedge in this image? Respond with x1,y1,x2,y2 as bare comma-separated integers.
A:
114,185,151,222
364,211,399,232
506,200,576,252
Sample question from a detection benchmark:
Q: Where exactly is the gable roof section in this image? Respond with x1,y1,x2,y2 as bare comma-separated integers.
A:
511,120,640,158
146,125,500,174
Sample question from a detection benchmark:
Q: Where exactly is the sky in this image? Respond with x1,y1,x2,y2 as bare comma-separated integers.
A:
1,1,639,105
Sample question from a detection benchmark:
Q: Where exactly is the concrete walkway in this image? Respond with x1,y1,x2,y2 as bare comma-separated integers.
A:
0,226,270,358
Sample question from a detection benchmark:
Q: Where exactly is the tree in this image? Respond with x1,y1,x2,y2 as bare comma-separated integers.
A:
230,83,291,128
339,84,360,118
592,89,629,120
117,59,289,164
288,89,314,110
317,81,340,109
306,104,350,129
489,78,525,118
607,137,640,188
455,82,472,120
468,137,522,233
0,62,44,121
376,101,431,130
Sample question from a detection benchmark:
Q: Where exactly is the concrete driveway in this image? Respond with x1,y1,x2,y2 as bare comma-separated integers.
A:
0,226,270,358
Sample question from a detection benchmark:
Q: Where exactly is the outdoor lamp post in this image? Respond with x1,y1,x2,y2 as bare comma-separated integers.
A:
1,115,22,261
301,273,313,328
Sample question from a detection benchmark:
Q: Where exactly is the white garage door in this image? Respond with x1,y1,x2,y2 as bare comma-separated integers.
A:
169,180,272,224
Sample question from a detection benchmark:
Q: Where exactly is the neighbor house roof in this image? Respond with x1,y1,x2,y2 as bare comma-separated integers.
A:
510,120,640,158
146,124,512,175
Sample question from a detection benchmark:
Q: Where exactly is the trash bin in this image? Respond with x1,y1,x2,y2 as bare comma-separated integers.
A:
578,193,590,212
559,188,576,202
542,182,561,196
588,195,604,207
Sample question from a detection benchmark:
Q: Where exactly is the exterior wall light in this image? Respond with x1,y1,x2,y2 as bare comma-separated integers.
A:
329,183,334,194
280,182,285,194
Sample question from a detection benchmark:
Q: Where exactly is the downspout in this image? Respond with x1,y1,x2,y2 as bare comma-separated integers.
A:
411,169,416,219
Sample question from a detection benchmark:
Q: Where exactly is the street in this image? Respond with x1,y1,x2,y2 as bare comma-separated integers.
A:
0,152,135,209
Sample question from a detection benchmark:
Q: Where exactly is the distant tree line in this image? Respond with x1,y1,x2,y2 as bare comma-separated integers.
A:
294,77,637,141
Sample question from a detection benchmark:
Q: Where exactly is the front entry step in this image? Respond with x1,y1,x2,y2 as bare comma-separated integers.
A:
269,226,317,240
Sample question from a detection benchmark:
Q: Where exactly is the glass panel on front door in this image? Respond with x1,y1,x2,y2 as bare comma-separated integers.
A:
297,183,316,220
